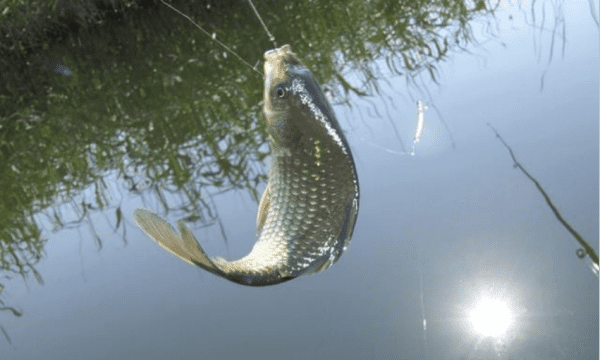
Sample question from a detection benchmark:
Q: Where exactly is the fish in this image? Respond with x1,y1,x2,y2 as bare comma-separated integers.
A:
413,100,427,144
410,100,427,156
133,45,359,286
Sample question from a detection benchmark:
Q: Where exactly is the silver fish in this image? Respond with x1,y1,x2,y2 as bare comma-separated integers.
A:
413,100,427,145
133,45,359,286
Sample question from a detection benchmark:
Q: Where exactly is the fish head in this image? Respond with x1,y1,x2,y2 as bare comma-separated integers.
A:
263,45,349,154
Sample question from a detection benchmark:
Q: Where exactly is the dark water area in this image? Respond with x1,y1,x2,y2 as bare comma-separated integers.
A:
0,0,597,359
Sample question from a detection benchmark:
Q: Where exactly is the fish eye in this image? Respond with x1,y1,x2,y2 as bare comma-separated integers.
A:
275,84,287,99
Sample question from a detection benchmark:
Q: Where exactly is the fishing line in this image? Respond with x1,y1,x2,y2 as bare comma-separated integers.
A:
245,0,277,47
418,251,429,360
160,0,263,76
357,136,408,155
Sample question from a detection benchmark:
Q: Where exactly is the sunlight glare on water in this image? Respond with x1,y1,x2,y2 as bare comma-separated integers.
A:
469,296,513,337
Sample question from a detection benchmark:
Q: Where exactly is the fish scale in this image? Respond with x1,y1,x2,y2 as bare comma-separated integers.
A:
134,45,359,286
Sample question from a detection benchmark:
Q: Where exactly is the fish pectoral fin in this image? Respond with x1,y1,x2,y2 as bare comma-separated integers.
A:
255,184,271,237
133,209,223,275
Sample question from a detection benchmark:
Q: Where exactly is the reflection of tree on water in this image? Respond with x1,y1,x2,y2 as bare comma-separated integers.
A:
0,0,591,347
488,123,599,275
0,0,497,332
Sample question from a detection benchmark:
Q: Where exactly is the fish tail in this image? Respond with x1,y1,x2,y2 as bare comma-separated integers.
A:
132,209,224,276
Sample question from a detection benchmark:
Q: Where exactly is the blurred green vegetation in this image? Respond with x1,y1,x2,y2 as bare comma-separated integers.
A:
0,0,499,340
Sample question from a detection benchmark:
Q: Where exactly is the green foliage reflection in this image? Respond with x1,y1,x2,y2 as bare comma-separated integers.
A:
0,0,505,342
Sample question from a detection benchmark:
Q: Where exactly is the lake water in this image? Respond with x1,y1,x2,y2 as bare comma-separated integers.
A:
1,1,598,359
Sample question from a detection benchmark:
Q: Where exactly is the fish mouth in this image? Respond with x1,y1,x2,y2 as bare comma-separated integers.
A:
263,45,303,84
